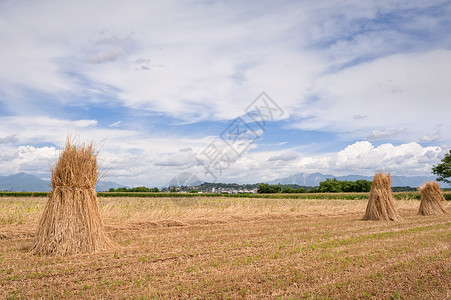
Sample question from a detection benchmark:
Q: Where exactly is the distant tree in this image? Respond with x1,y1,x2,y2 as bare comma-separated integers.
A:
319,178,342,193
345,180,354,192
318,178,371,193
257,183,270,193
391,186,416,192
281,185,306,193
257,183,282,193
129,186,150,192
272,184,282,193
308,187,320,193
281,186,294,193
432,150,451,185
354,180,372,192
108,186,160,192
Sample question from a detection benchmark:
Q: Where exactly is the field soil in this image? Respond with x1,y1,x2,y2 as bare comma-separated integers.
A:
0,196,450,299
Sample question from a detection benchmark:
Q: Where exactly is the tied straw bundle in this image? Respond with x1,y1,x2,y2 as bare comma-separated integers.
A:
31,138,113,255
418,181,449,216
363,172,401,221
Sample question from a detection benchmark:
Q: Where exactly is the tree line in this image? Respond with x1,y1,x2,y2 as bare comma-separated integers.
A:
108,180,413,194
109,186,160,192
257,178,372,194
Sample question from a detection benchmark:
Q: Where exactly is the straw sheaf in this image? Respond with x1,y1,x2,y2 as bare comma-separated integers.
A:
51,142,99,189
418,181,449,216
363,172,401,221
31,139,113,256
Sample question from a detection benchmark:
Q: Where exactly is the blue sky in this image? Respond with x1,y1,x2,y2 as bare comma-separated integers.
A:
1,0,450,186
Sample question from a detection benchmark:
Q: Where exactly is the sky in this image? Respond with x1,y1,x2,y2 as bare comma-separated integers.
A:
1,0,451,187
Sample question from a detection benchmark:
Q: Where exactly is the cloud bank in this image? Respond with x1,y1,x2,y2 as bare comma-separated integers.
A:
0,0,450,186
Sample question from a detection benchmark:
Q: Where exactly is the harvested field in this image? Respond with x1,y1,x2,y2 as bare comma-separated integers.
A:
1,196,450,299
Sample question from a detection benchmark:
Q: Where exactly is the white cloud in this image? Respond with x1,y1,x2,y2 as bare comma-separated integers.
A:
108,121,122,128
293,141,444,177
0,138,445,186
0,134,18,144
0,0,450,186
0,145,57,177
0,111,196,183
185,141,446,184
154,148,196,167
0,116,99,145
85,34,135,64
419,133,441,143
1,0,449,135
0,0,321,120
294,50,451,144
268,152,298,162
366,128,408,140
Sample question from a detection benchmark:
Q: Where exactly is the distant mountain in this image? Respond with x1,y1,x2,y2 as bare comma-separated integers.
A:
0,172,50,192
166,172,203,187
268,172,440,187
95,181,128,192
0,172,127,192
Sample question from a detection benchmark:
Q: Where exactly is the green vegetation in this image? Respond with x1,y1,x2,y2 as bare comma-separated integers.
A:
195,182,258,191
257,183,282,193
391,186,418,192
432,149,451,184
108,186,160,192
257,183,306,193
0,192,47,197
258,179,371,193
318,178,372,192
282,185,307,193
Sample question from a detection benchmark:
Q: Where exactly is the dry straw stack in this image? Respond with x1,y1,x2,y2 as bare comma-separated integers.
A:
31,138,113,255
363,172,401,221
418,181,449,216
